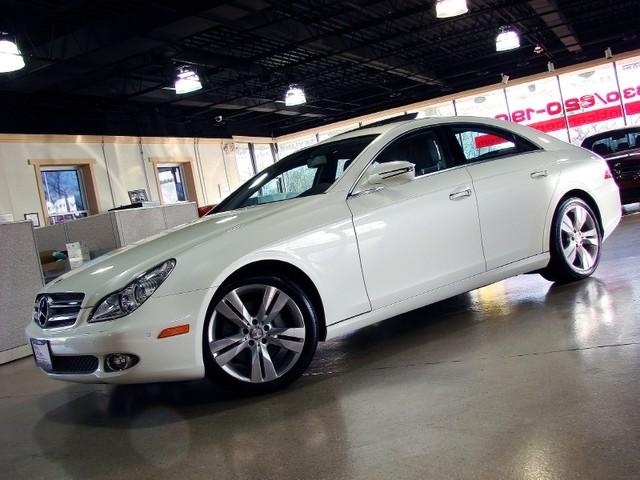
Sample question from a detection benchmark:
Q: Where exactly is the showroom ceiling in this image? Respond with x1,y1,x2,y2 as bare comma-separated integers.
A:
1,0,639,138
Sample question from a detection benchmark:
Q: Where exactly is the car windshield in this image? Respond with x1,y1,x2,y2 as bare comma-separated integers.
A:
582,128,640,156
212,134,377,213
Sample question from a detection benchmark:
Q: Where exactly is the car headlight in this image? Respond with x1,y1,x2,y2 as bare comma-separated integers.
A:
89,259,176,322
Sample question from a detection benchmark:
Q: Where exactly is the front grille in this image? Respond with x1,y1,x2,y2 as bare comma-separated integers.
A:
33,292,85,329
49,355,99,374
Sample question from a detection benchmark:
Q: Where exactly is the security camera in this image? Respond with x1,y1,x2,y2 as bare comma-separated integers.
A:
215,115,223,123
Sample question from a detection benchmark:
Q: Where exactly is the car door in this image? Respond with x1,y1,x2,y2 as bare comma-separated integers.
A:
347,128,486,310
443,123,561,270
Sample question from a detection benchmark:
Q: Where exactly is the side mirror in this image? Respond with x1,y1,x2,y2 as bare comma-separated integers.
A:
352,161,415,197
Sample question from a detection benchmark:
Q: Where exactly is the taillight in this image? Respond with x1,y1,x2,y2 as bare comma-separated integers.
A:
604,168,613,180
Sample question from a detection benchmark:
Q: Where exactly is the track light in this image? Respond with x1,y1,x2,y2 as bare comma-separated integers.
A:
174,66,202,95
435,0,468,18
496,26,520,52
285,84,306,106
0,35,25,73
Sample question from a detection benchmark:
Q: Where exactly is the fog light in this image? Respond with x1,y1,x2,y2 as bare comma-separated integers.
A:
105,353,139,372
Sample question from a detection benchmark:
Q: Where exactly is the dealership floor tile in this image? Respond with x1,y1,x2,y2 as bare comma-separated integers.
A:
2,213,639,480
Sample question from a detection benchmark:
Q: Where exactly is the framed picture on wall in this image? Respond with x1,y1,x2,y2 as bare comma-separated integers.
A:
128,189,148,203
24,212,40,227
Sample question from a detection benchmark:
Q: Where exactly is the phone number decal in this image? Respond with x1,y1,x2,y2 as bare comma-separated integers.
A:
495,85,640,123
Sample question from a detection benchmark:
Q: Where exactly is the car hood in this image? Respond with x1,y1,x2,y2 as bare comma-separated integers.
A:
41,197,317,306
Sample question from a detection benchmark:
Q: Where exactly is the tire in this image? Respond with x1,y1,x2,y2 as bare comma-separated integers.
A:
203,275,319,394
540,197,602,283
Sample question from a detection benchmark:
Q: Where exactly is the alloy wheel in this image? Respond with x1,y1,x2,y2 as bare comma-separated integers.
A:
559,204,599,273
208,284,306,383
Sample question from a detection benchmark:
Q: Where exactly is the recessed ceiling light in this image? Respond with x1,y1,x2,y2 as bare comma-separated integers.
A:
435,0,468,18
0,36,25,73
174,66,202,95
285,85,306,106
496,26,520,51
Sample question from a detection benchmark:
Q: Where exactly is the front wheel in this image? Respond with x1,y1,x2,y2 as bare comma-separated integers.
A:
203,276,318,393
540,197,602,283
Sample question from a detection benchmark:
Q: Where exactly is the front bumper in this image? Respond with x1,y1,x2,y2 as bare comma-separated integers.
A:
25,289,211,384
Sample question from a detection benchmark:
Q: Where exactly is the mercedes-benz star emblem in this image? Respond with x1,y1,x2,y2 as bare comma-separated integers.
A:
37,296,50,327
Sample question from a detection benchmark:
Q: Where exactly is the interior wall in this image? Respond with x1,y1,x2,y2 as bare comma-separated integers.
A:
141,141,198,203
0,141,113,223
0,137,247,224
197,141,237,204
102,141,150,208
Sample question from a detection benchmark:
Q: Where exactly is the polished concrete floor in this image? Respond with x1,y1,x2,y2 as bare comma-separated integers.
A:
2,211,639,480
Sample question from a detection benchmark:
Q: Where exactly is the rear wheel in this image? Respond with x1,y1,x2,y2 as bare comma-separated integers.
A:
203,276,318,393
540,197,601,283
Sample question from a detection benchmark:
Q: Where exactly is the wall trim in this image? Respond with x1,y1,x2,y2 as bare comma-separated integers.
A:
28,158,95,166
232,135,275,144
0,134,104,144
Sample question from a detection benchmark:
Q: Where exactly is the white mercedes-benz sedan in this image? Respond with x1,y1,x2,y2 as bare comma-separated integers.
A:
26,116,621,392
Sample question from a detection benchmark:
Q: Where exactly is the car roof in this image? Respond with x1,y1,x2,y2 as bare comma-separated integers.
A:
327,115,537,141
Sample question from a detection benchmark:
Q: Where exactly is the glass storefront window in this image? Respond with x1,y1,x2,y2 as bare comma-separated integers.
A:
235,143,255,182
253,144,276,172
407,101,455,118
616,55,640,126
505,77,569,142
360,113,405,126
454,89,509,120
558,64,625,144
318,124,358,142
41,167,89,224
277,135,318,159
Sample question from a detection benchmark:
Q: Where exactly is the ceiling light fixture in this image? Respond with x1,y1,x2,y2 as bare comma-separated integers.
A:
496,26,520,52
285,84,306,106
174,66,202,95
0,34,25,73
435,0,468,18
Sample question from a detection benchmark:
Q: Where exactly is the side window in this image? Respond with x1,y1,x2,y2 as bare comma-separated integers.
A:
449,125,539,163
374,129,448,177
247,164,318,205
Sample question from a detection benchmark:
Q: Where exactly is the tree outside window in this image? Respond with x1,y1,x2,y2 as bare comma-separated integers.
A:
40,168,88,224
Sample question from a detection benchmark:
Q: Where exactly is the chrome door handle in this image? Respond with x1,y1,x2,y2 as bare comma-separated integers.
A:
449,188,472,200
530,169,548,178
